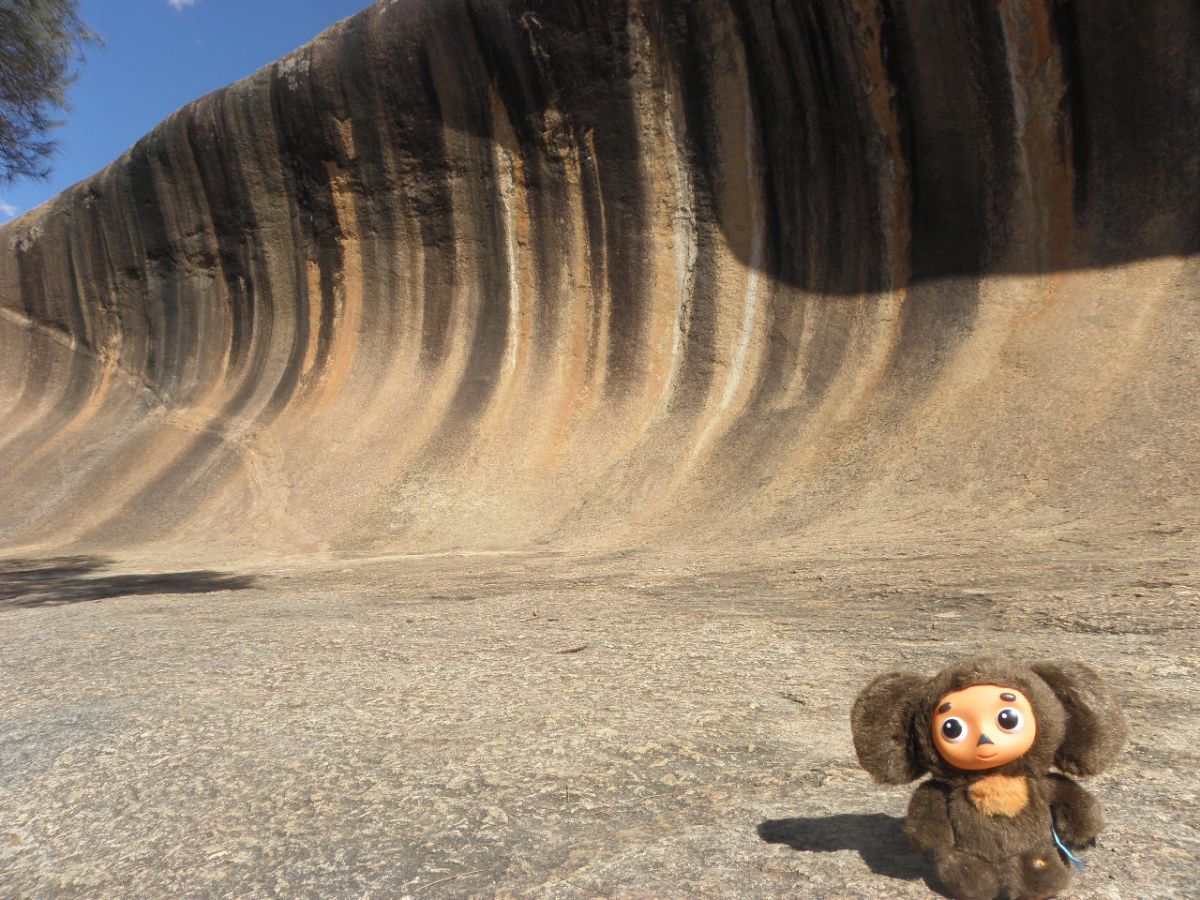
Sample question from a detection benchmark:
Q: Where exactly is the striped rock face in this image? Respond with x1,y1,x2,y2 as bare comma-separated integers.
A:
0,0,1197,559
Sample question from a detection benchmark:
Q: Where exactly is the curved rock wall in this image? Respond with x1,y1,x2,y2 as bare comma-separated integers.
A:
1,0,1197,557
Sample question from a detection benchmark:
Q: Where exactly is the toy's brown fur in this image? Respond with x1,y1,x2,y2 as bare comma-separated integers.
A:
851,658,1127,900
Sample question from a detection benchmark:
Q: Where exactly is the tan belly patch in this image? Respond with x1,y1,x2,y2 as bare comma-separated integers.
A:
968,774,1029,817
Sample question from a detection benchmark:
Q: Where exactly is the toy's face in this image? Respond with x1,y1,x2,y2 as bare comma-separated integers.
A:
931,683,1037,771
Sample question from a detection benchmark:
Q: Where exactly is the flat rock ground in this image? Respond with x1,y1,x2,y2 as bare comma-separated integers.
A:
1,531,1197,899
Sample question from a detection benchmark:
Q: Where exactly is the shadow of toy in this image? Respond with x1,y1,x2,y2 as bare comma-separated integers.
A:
758,812,950,895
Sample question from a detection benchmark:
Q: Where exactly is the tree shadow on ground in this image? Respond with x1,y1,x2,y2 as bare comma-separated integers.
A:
0,555,256,608
757,812,945,892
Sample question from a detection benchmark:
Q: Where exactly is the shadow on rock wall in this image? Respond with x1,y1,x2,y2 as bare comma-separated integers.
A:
336,0,1200,297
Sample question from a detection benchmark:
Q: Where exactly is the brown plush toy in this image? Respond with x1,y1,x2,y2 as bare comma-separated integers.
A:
851,658,1127,900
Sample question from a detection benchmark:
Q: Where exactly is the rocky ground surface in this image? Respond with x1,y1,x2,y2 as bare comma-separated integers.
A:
1,532,1197,899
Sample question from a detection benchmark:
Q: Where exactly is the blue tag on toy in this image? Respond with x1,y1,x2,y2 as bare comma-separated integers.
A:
1052,823,1085,871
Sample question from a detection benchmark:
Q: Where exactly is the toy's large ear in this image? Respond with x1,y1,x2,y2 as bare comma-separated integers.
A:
851,672,928,784
1031,661,1128,776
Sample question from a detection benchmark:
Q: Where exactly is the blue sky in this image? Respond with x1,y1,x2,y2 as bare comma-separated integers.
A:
0,0,371,221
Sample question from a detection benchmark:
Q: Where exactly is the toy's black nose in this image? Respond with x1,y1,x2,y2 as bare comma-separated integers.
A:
977,733,995,746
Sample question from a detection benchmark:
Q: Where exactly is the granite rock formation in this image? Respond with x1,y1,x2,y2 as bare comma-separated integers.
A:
1,0,1197,557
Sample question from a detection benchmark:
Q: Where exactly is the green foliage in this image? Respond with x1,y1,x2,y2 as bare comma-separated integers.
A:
0,0,98,184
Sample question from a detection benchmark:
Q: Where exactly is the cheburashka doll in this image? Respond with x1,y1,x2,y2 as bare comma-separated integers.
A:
851,658,1127,900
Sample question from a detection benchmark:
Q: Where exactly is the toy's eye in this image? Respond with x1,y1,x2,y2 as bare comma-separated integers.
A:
997,707,1024,732
940,717,968,743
